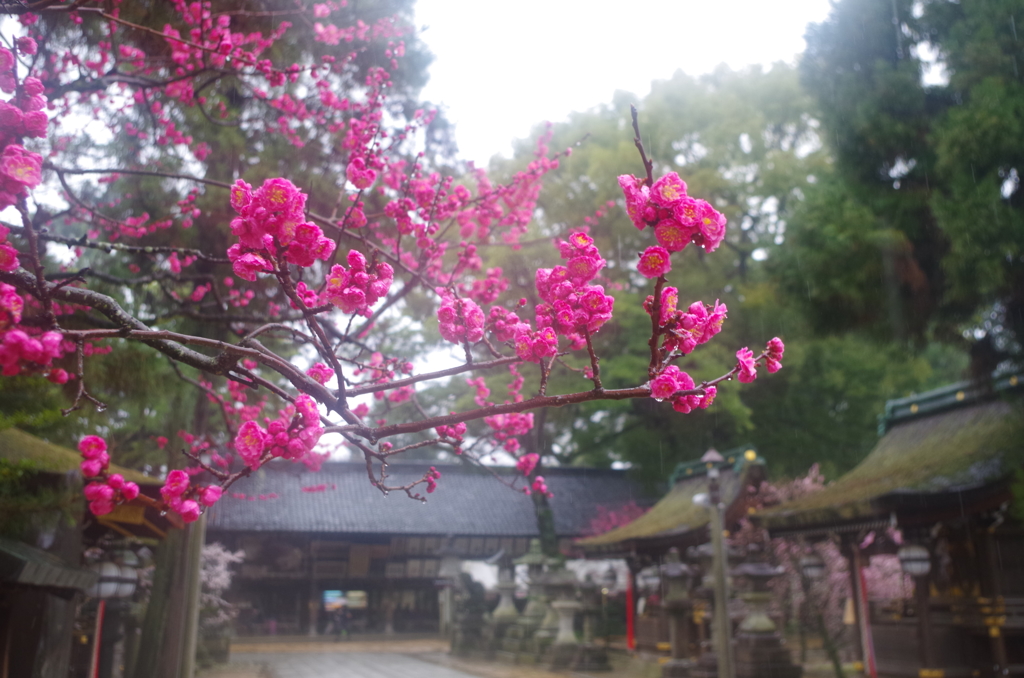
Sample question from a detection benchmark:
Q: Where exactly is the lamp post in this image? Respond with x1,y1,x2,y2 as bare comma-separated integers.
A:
660,548,694,678
600,565,616,646
898,544,933,671
437,538,462,638
85,552,140,678
694,467,734,678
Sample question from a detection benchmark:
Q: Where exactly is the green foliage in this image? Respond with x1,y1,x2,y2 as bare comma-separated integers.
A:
480,65,857,483
6,0,451,472
0,376,76,442
789,0,1024,352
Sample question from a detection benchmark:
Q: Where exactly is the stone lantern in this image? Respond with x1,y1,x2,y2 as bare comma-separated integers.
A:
731,559,801,678
497,539,548,662
661,548,694,678
571,574,610,671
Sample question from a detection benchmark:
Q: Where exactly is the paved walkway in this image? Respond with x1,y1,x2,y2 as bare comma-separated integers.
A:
229,651,483,678
198,636,653,678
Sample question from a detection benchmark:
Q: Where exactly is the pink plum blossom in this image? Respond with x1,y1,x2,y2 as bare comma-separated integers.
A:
516,452,539,476
736,347,758,383
637,246,671,279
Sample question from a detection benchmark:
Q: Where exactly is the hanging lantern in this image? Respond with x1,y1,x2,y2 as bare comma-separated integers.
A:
800,553,826,580
897,544,931,577
85,561,137,599
660,548,693,603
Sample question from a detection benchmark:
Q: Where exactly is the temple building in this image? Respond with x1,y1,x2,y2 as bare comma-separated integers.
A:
204,461,655,636
578,447,766,654
756,373,1024,678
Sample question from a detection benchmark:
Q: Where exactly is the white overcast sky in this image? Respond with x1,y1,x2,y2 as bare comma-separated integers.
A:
415,0,835,166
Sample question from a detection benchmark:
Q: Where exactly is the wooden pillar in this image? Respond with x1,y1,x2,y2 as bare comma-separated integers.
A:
626,567,636,650
307,540,318,637
844,541,877,678
915,575,934,669
180,512,206,678
982,528,1008,672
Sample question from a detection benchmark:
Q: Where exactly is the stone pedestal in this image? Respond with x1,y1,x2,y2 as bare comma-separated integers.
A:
733,633,801,678
571,577,610,672
689,649,721,678
732,563,802,678
662,599,694,678
544,599,581,669
492,578,519,622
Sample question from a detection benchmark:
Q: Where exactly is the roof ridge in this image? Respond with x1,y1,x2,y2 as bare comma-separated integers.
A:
878,372,1022,434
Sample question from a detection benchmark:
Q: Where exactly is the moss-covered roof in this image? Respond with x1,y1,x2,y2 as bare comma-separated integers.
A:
0,428,158,485
578,454,763,552
757,398,1024,532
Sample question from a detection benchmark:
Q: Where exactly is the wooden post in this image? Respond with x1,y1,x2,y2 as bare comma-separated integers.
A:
915,575,934,669
708,469,734,678
131,527,187,678
982,528,1008,671
180,513,206,678
626,567,636,650
850,546,877,678
87,600,106,678
842,541,869,676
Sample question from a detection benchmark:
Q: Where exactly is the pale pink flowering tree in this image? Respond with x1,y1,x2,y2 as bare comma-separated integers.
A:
0,5,785,526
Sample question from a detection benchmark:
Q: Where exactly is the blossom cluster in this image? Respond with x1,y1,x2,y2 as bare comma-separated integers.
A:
0,326,67,382
160,469,222,523
437,290,485,345
425,466,442,494
483,411,535,453
227,179,336,281
649,365,716,413
435,421,466,449
320,250,394,316
307,362,335,385
646,287,728,357
78,436,141,516
516,452,539,476
512,231,615,363
233,395,325,470
1,43,47,216
736,337,786,383
619,171,727,254
523,474,552,498
0,283,22,330
486,306,529,343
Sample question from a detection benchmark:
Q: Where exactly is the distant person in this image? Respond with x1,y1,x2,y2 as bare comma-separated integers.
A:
334,604,352,641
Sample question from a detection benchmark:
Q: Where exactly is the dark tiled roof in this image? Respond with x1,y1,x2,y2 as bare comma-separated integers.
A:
205,462,654,537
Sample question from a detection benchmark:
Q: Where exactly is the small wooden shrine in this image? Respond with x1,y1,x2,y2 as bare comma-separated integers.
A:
756,373,1024,678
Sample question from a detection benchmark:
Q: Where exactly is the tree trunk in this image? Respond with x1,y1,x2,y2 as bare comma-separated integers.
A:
522,409,558,556
130,527,187,678
531,490,558,556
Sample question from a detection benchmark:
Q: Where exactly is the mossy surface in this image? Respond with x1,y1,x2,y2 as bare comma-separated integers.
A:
758,399,1024,529
578,463,754,546
0,427,158,484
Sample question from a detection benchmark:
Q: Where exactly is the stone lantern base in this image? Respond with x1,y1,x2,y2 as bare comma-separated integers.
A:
733,632,802,678
662,658,694,678
689,650,721,678
571,643,611,672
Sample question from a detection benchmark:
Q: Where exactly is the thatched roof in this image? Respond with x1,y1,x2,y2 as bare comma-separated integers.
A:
0,428,158,485
577,449,764,557
757,377,1024,536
